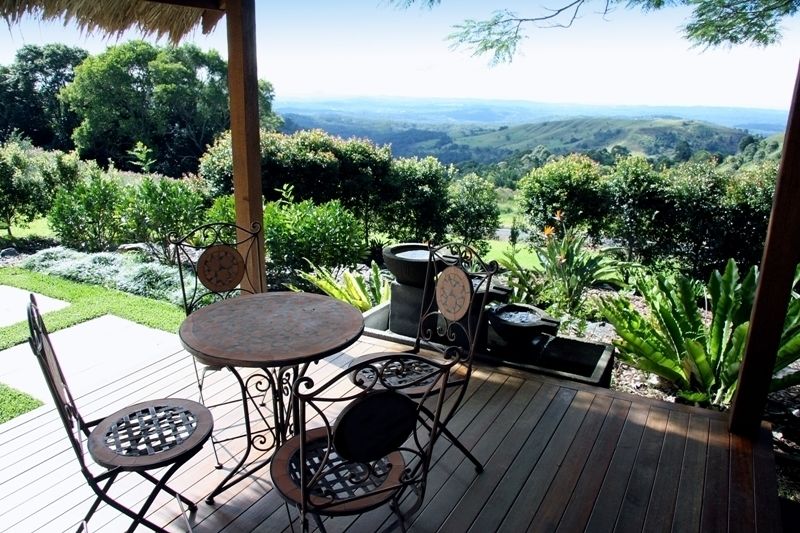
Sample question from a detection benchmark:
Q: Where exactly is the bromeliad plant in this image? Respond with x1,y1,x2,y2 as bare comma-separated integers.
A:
294,260,391,312
499,211,627,317
600,259,800,408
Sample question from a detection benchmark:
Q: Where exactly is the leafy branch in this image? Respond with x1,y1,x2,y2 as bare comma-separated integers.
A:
393,0,799,63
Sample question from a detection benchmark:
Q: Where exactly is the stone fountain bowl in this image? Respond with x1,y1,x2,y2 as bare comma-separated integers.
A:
383,243,432,287
487,303,560,345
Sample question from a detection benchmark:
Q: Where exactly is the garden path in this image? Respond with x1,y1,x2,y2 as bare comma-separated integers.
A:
0,285,68,327
0,286,181,403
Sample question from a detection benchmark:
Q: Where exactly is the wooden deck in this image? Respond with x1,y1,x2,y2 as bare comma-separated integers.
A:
0,335,782,532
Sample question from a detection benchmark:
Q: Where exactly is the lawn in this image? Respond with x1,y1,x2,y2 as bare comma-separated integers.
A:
0,267,184,351
0,383,42,423
483,239,541,270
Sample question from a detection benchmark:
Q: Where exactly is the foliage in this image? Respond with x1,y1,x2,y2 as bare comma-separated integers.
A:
122,175,208,263
446,172,500,255
498,215,626,317
0,44,88,150
60,41,280,177
48,164,128,251
518,154,608,238
533,221,627,317
263,187,367,283
295,260,391,312
127,141,156,173
20,247,184,304
0,383,42,424
376,156,450,243
200,129,392,244
395,1,800,63
605,155,670,262
205,193,236,225
601,260,800,408
0,138,46,236
0,266,184,351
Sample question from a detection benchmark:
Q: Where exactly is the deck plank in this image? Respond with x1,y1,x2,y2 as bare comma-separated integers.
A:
0,335,781,533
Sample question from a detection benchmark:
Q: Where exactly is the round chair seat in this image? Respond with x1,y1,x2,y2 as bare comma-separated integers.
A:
88,398,213,470
348,351,465,397
271,427,407,516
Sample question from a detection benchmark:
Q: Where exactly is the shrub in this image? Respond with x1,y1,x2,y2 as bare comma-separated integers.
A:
376,156,450,243
199,129,392,243
205,194,236,225
264,187,366,283
0,138,47,236
48,164,128,251
21,246,184,303
606,155,670,262
123,175,208,263
600,260,800,408
446,173,500,254
518,154,608,238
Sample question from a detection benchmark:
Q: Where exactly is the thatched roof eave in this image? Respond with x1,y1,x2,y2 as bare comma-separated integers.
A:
0,0,225,43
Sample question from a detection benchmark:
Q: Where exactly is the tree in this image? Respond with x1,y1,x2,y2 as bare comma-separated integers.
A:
60,41,280,177
395,1,799,63
0,139,46,236
447,173,500,253
0,44,88,149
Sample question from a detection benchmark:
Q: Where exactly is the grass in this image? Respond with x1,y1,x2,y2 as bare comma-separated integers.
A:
0,267,184,351
484,239,541,270
0,383,42,423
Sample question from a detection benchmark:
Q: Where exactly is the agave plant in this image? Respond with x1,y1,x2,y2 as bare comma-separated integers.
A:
294,260,391,312
600,259,800,407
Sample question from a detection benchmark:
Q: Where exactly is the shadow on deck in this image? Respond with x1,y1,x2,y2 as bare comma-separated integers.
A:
0,335,781,532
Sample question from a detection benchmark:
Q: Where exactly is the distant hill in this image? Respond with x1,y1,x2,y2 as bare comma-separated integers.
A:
275,97,788,135
282,113,751,166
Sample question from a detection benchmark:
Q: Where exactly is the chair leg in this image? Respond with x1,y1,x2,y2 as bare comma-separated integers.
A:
311,513,327,533
139,470,197,511
438,423,484,473
193,359,223,469
418,405,484,473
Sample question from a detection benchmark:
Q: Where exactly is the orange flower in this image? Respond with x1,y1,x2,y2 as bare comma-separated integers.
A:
542,225,555,238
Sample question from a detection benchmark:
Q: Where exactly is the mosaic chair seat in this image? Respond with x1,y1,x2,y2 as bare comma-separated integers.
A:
26,294,213,533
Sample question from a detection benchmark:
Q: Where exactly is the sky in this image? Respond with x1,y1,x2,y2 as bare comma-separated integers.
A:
0,1,797,110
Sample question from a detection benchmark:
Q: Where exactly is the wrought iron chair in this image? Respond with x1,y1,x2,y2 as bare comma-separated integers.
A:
26,294,213,533
270,353,457,532
170,221,263,466
348,242,499,472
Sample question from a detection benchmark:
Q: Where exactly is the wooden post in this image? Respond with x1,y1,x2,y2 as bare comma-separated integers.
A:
226,0,265,292
729,62,800,436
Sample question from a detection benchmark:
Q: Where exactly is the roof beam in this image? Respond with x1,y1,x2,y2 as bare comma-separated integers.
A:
729,61,800,436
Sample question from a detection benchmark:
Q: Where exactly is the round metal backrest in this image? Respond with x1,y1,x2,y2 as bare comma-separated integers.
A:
197,244,245,292
332,390,418,463
435,265,473,322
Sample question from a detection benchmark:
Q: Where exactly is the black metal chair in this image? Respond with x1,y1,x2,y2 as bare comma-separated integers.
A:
26,294,213,533
348,242,499,472
270,353,457,532
170,221,263,466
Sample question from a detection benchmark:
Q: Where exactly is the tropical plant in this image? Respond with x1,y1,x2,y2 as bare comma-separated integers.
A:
600,259,800,408
294,260,391,312
497,248,544,306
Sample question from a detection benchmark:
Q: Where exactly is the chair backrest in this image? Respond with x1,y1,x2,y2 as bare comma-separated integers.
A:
170,222,263,315
293,353,457,516
27,294,90,471
414,242,498,364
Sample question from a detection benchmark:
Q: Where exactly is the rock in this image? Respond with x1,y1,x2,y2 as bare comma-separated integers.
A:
1,247,19,257
117,243,150,253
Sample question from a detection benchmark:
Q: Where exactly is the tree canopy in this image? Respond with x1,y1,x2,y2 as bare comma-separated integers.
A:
59,40,280,177
395,0,799,64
